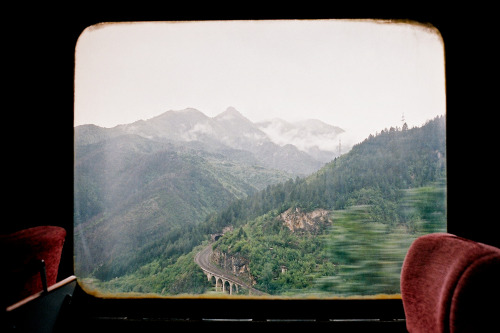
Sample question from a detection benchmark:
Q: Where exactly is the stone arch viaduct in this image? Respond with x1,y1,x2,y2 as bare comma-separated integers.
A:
200,267,242,295
194,244,266,296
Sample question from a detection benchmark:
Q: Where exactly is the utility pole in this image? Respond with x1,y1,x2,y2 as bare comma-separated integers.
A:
401,113,408,131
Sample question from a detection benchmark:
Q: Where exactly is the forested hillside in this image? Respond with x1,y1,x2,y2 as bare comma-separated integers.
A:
203,116,445,233
74,131,292,280
74,107,346,282
206,116,446,296
82,116,446,297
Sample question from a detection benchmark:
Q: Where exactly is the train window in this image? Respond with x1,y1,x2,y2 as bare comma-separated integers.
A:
74,19,445,305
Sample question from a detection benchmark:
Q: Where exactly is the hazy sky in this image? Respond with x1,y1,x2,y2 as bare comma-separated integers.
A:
74,19,445,145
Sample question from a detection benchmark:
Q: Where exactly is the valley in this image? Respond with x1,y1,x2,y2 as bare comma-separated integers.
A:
74,109,446,297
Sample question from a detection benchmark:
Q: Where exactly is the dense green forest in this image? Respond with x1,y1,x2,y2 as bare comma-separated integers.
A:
206,117,446,296
74,132,292,279
80,116,446,297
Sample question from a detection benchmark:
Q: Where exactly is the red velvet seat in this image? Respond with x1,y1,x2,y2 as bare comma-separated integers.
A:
1,226,66,308
401,233,500,333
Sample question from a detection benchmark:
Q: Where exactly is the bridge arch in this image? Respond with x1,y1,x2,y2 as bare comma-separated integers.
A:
202,269,242,295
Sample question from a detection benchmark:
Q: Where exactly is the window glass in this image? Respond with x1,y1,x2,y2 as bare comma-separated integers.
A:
74,20,446,298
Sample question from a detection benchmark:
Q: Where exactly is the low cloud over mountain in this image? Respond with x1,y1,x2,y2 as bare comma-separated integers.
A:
256,118,345,163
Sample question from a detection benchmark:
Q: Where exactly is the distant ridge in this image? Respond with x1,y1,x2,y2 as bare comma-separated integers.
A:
76,106,346,169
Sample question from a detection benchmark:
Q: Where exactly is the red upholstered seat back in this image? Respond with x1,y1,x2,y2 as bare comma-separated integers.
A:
401,233,500,333
1,226,66,307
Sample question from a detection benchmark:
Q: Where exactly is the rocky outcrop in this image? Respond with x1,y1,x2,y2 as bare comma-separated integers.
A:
210,208,332,287
279,207,332,233
211,248,254,285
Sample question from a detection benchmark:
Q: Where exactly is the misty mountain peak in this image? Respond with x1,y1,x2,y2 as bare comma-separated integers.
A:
169,107,207,119
146,107,209,125
215,107,249,122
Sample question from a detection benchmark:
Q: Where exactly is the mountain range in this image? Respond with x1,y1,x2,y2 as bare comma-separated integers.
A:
76,107,345,173
74,107,345,278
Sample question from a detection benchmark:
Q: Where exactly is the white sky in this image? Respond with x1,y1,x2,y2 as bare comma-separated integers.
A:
74,19,445,145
